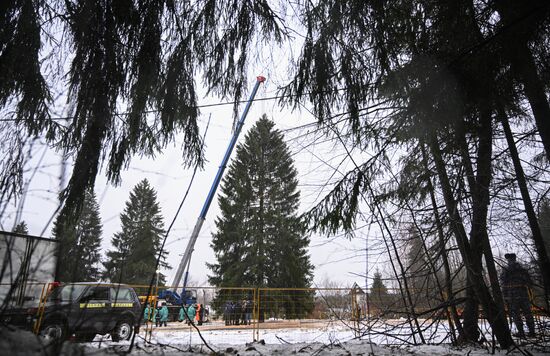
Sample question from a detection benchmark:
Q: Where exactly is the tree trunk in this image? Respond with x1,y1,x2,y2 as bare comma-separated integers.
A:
421,142,464,341
409,204,459,344
429,137,513,348
361,188,426,344
467,110,511,343
376,223,421,344
498,107,550,308
512,42,550,161
456,121,506,312
456,115,508,330
495,0,550,162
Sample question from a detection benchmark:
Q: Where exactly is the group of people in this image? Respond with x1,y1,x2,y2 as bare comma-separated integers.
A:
178,303,206,325
143,302,207,327
223,299,253,326
141,254,535,338
143,302,170,327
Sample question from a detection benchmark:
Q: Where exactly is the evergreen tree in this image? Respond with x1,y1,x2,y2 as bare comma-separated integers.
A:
1,1,285,224
371,271,388,295
208,115,313,318
370,270,389,316
404,227,438,308
12,221,28,234
406,232,427,291
53,189,102,282
103,179,169,285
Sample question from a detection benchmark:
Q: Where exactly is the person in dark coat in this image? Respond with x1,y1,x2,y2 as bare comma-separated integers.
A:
233,300,242,325
243,299,253,325
154,306,160,327
224,301,232,326
500,253,536,338
197,303,204,326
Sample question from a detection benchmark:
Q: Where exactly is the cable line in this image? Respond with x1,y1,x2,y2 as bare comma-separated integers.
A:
0,85,361,123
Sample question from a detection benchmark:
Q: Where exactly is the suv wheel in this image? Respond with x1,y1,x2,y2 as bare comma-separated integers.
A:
40,321,67,345
111,320,133,342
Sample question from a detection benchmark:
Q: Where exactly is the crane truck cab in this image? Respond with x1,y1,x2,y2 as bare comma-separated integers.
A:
155,289,197,322
152,289,209,324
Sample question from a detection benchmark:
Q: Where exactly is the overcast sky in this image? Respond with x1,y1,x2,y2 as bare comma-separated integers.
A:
2,76,384,290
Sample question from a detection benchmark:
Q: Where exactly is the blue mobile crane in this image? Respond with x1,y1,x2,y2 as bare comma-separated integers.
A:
157,76,266,311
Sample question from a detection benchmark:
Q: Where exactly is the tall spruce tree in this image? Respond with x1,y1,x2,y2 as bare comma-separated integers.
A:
404,227,439,308
370,270,390,317
208,115,313,318
103,179,169,285
12,221,28,234
53,189,102,282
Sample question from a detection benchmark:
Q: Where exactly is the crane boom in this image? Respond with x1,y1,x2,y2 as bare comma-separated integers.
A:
171,76,266,292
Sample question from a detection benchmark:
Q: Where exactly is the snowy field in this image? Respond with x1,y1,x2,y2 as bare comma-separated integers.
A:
2,320,549,355
78,319,549,356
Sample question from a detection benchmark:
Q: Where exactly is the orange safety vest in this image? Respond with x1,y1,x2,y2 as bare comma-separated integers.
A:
195,304,201,321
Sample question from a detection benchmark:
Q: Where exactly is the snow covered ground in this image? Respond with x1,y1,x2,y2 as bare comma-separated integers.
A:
2,320,548,355
78,319,549,355
83,340,550,356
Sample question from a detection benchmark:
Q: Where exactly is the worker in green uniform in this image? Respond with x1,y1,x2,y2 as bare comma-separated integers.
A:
152,306,159,326
187,303,196,325
144,304,150,323
144,303,157,323
159,302,169,327
178,304,186,322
